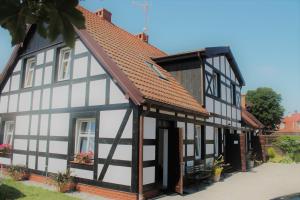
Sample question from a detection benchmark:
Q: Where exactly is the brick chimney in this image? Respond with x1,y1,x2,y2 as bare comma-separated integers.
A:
136,32,149,43
95,8,112,22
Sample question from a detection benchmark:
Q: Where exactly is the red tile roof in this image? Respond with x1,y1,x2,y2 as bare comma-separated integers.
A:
277,113,300,134
77,6,208,116
242,108,264,129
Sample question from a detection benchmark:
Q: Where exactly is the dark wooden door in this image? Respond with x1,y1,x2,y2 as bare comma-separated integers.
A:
168,128,182,194
175,128,183,194
224,131,241,170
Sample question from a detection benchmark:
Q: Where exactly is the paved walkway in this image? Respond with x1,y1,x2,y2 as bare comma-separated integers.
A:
158,163,300,200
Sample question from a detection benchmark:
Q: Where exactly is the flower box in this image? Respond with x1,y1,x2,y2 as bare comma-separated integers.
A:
0,144,12,157
73,151,94,165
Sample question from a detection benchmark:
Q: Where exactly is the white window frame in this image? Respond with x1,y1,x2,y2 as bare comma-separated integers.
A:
57,47,72,81
195,125,202,160
74,118,96,154
24,57,36,88
3,121,15,145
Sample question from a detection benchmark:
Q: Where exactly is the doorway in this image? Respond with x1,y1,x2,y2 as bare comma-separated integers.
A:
157,127,183,193
224,129,241,170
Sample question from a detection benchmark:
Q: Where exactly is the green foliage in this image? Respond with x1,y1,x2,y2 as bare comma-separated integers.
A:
293,152,300,163
0,0,85,47
246,87,284,131
8,165,30,181
0,178,79,200
267,147,276,159
51,169,73,188
274,136,300,154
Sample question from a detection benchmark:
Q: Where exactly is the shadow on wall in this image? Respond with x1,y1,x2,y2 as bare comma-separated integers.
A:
0,184,25,199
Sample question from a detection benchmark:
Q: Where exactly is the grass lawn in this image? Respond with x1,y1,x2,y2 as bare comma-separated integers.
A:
0,179,79,200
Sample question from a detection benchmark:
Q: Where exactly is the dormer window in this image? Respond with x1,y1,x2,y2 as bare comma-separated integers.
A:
146,61,167,80
24,57,36,88
58,47,71,81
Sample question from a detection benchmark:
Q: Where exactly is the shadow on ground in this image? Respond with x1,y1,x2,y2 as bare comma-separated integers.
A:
152,171,239,199
0,184,25,200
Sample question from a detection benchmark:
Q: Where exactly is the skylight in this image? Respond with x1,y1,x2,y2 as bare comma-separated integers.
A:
146,61,167,80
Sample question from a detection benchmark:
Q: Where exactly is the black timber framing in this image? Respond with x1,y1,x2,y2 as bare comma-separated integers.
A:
98,108,132,181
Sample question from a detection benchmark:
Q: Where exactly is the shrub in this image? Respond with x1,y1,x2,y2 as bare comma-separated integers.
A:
274,136,300,154
293,152,300,163
267,147,276,159
52,169,75,193
8,165,30,181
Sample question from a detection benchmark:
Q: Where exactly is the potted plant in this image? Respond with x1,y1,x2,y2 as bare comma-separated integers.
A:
52,169,75,193
8,165,30,181
212,155,228,182
0,144,11,157
74,151,94,164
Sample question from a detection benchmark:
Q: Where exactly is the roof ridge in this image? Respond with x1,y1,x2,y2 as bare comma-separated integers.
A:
77,6,167,56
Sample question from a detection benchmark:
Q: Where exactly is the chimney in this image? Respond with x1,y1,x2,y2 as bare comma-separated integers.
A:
95,8,112,22
136,32,149,43
241,94,246,108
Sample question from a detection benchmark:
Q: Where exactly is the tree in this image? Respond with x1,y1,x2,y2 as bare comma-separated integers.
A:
246,87,284,131
0,0,85,47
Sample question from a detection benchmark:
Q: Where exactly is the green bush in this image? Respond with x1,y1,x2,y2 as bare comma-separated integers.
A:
274,136,300,154
293,152,300,163
267,147,276,159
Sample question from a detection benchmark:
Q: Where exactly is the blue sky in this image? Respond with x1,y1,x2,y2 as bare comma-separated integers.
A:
0,0,299,114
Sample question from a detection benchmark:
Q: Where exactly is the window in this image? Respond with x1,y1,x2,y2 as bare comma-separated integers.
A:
231,83,237,106
213,72,221,97
146,61,167,80
57,47,71,81
3,121,15,145
195,125,203,160
75,118,96,154
24,58,36,88
297,121,300,129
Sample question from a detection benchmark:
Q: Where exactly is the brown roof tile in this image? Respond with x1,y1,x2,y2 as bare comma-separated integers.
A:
78,6,208,115
242,108,264,129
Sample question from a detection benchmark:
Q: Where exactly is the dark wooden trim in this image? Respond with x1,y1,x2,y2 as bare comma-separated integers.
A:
138,112,144,196
99,138,132,145
142,160,156,167
70,162,94,171
93,110,100,180
14,135,68,141
98,158,131,167
131,105,140,193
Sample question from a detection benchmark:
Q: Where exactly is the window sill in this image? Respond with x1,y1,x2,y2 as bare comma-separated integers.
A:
69,161,94,171
0,153,12,158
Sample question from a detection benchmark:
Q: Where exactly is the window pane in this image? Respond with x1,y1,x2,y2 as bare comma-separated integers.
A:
88,137,95,152
88,121,96,133
58,48,71,80
4,121,14,145
195,126,201,159
64,51,70,60
79,138,88,152
80,122,88,133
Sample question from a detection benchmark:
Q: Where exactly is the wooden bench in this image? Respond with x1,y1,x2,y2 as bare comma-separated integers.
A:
186,164,212,181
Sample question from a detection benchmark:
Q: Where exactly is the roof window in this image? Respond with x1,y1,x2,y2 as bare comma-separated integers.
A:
146,62,167,80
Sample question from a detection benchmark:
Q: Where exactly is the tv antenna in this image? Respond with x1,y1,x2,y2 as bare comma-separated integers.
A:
132,0,150,33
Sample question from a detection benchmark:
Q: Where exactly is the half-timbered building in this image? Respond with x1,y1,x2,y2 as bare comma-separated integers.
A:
0,6,248,200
